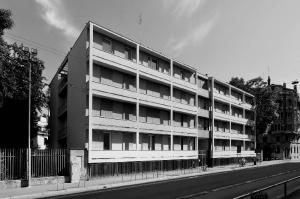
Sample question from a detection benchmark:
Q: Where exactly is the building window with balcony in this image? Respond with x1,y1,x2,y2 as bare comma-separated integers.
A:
124,47,132,60
214,139,229,151
214,120,229,133
245,141,255,151
198,117,209,130
214,101,229,114
231,90,243,102
93,97,136,121
214,83,228,96
232,106,243,118
92,130,110,150
231,123,243,134
231,140,243,151
173,88,195,106
198,97,209,110
173,64,195,84
173,112,195,128
139,51,170,75
198,77,208,90
139,78,170,100
92,130,136,151
174,136,195,151
139,106,170,125
102,38,112,53
93,32,137,62
93,64,136,91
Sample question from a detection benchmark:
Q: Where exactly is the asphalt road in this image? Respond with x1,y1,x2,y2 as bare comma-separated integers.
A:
43,162,300,199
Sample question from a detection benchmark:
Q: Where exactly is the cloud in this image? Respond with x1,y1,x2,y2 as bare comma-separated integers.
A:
167,15,218,57
35,0,79,39
164,0,206,18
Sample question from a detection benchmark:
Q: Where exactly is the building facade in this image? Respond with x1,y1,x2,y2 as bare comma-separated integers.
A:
260,80,300,160
49,21,256,170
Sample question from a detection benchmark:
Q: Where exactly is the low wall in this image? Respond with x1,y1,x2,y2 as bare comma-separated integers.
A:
0,180,22,189
31,176,69,186
0,176,69,189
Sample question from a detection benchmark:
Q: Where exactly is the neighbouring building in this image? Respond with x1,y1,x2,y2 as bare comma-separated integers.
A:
33,115,49,149
49,21,256,174
260,78,300,160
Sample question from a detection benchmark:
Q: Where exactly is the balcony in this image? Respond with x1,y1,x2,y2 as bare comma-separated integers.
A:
230,115,248,124
212,150,255,158
172,77,197,93
198,88,209,98
139,122,171,134
139,64,171,84
230,132,248,140
173,101,198,114
139,94,171,110
88,150,198,163
198,129,209,138
214,111,230,121
91,82,137,102
198,108,209,118
214,146,230,152
213,91,231,102
213,131,231,139
91,116,137,132
92,48,137,73
173,126,197,136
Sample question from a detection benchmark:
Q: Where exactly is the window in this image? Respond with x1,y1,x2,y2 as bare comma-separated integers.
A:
102,38,112,53
103,133,110,150
124,48,132,60
151,135,155,150
151,59,158,70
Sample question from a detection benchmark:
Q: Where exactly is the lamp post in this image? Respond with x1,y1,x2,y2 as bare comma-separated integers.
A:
21,45,38,187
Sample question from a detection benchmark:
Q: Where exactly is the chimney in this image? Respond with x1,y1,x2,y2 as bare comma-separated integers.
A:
283,83,286,88
267,76,271,86
294,85,298,92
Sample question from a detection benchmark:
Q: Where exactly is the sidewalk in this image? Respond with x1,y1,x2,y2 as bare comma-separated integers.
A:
0,160,296,199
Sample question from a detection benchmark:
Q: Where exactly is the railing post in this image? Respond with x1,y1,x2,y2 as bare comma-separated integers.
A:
284,182,287,199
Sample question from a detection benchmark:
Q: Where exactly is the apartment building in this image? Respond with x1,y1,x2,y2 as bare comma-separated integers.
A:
259,79,300,160
49,21,256,172
210,78,256,166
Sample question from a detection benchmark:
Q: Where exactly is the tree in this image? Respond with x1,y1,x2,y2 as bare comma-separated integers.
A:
0,9,47,146
229,76,279,137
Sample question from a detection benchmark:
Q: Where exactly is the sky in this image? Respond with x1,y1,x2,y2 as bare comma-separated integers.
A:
2,0,300,88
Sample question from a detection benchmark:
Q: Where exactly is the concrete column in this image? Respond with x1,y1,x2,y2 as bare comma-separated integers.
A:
253,97,257,150
170,59,174,150
88,22,94,155
69,149,86,183
210,77,215,164
136,44,140,150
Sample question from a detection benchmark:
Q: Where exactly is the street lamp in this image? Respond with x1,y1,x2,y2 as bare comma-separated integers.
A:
20,44,38,186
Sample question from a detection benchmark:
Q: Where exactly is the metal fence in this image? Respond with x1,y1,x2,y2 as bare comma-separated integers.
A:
0,148,27,180
88,159,207,181
31,149,69,178
0,148,69,180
